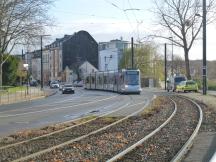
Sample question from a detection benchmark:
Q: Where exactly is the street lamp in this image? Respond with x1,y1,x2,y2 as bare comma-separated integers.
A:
194,3,207,95
40,35,50,90
202,0,207,95
164,43,167,90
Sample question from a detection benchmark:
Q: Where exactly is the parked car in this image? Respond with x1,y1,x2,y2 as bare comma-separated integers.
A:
29,80,38,87
176,80,198,93
50,81,59,89
62,84,75,94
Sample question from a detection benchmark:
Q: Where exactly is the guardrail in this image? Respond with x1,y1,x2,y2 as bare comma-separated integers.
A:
0,86,45,105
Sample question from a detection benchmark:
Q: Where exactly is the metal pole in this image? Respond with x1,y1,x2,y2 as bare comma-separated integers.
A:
27,70,29,94
131,37,134,69
171,37,174,75
40,36,43,90
165,43,167,90
22,49,24,60
203,0,207,95
104,56,106,71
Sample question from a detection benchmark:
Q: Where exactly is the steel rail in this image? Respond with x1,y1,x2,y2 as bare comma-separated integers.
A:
171,96,203,162
106,97,177,162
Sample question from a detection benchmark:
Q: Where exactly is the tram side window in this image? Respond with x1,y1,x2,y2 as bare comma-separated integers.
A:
114,75,117,85
98,76,101,84
120,74,124,84
104,76,107,84
86,76,90,84
91,76,95,84
109,75,114,84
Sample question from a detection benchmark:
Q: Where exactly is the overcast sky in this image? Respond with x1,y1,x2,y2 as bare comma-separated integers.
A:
47,0,216,60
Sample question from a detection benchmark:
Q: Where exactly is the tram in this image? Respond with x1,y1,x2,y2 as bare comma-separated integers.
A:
84,69,142,94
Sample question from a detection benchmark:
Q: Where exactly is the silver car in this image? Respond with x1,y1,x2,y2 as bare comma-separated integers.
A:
50,81,59,89
62,84,75,94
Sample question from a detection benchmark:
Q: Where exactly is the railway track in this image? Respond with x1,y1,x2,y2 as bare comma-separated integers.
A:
7,96,168,162
0,95,201,162
0,94,148,162
108,95,203,162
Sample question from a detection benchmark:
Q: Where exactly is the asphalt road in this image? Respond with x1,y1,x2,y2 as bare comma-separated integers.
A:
0,88,155,137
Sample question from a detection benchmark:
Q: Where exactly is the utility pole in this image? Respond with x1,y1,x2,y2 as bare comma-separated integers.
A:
131,37,134,69
40,35,50,90
165,43,167,90
169,37,174,76
203,0,207,95
40,36,43,90
171,38,174,75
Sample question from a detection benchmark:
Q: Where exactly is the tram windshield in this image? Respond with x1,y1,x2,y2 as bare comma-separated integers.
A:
125,71,139,85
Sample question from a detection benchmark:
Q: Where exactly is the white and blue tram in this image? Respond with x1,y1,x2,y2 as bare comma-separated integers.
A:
84,69,142,94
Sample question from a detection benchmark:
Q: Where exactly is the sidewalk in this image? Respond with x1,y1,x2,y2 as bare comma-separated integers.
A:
179,92,216,162
0,86,57,105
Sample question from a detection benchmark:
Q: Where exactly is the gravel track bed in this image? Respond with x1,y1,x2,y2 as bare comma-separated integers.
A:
117,95,199,162
28,96,174,162
0,117,120,162
0,116,93,148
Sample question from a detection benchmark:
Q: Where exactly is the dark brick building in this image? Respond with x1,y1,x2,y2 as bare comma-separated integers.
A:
62,30,98,70
43,30,98,81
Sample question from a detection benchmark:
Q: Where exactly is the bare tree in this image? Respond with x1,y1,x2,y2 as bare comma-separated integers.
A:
0,0,54,86
153,0,216,79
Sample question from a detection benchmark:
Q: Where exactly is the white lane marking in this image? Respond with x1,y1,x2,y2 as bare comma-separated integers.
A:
0,93,87,114
14,121,29,124
63,102,120,119
0,94,116,114
210,152,216,162
0,95,118,118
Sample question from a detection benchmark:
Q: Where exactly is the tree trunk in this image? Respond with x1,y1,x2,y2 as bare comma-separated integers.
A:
184,48,191,80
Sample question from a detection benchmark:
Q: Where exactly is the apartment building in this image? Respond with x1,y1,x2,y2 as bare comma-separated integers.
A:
26,30,98,83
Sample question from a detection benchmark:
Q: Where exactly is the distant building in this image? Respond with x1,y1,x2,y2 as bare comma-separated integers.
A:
79,61,98,79
46,30,98,81
26,30,98,83
98,39,132,71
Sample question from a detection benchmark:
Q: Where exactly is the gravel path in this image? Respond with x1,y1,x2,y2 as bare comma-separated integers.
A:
27,96,174,162
117,95,199,162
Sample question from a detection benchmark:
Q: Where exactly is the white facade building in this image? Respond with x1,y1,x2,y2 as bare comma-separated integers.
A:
79,61,98,79
99,49,118,71
98,39,131,71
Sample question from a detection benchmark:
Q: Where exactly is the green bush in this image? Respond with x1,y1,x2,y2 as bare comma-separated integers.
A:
193,79,216,91
208,80,216,91
194,79,202,89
